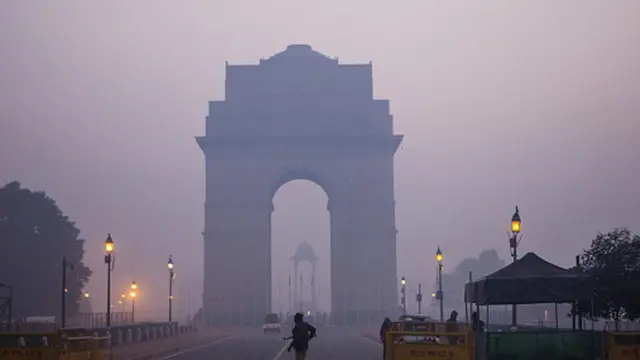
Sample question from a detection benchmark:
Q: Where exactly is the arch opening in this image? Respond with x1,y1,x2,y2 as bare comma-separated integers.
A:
271,179,331,321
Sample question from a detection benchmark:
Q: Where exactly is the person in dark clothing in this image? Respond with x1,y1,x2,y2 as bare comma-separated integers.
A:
287,312,317,360
471,311,485,332
445,310,459,344
379,317,392,342
379,317,392,359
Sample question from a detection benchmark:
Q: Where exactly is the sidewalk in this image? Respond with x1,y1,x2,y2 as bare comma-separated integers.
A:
112,329,230,360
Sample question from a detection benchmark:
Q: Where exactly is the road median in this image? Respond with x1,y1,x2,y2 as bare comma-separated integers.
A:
113,329,230,360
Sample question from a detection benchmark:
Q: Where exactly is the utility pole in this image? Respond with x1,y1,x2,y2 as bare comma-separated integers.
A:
400,277,406,315
61,257,67,328
288,274,292,316
417,283,423,314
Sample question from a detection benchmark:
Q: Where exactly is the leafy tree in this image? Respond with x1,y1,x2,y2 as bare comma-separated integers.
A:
0,181,92,319
437,249,506,310
575,228,640,322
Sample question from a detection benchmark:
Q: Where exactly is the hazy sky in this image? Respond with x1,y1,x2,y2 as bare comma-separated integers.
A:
1,1,639,318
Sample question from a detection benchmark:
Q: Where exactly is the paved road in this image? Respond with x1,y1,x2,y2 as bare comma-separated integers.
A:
162,327,382,360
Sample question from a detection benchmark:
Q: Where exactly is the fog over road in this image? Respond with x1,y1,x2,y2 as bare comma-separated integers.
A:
164,326,382,360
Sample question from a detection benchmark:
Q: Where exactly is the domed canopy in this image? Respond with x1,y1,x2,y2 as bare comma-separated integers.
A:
291,241,319,263
262,44,336,65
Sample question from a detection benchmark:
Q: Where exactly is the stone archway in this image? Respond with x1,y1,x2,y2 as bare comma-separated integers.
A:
291,241,319,315
197,44,403,326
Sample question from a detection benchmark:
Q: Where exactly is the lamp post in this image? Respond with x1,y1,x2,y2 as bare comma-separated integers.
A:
61,257,74,328
509,206,521,327
168,255,174,323
436,246,444,322
416,283,423,314
104,234,115,327
130,281,137,323
400,276,406,315
120,294,126,312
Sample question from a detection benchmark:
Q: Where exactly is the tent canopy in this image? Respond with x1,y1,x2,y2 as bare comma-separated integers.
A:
464,252,590,305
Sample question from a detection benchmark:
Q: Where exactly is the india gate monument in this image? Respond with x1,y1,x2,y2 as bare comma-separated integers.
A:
197,44,403,325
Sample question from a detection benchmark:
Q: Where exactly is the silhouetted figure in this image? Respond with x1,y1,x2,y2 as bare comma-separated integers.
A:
471,311,485,332
287,312,316,360
445,310,459,344
379,317,392,358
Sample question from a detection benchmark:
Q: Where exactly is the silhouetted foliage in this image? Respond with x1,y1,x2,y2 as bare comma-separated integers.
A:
438,249,506,310
573,228,640,321
0,181,92,319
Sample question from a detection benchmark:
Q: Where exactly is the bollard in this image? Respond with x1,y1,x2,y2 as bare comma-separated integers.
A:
145,328,150,341
136,328,142,342
18,337,26,348
126,329,133,343
106,330,112,351
116,330,123,345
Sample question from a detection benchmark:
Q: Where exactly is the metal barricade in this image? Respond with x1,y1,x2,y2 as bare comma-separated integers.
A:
0,328,110,360
385,321,475,360
605,332,640,360
0,332,58,360
63,335,111,360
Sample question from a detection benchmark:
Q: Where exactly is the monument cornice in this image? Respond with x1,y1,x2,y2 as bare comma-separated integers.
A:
196,135,403,154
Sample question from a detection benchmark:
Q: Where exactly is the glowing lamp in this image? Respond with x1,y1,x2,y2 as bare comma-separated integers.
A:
511,206,521,234
105,234,114,253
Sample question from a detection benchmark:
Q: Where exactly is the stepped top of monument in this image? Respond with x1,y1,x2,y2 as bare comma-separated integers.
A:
260,44,337,65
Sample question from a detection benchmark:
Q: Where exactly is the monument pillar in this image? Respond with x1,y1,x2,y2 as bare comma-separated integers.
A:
202,200,272,325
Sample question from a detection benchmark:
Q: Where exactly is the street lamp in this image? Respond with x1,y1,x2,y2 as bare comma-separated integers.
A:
511,207,521,235
104,234,115,327
416,283,423,314
509,206,522,327
130,281,137,323
168,255,174,323
400,276,406,315
61,257,74,328
436,246,444,322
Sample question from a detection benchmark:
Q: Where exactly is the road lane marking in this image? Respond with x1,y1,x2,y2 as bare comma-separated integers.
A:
271,339,291,360
359,334,383,347
155,335,235,360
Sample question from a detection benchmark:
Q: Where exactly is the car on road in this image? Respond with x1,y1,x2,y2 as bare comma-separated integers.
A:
262,313,282,334
395,314,437,343
398,314,434,322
